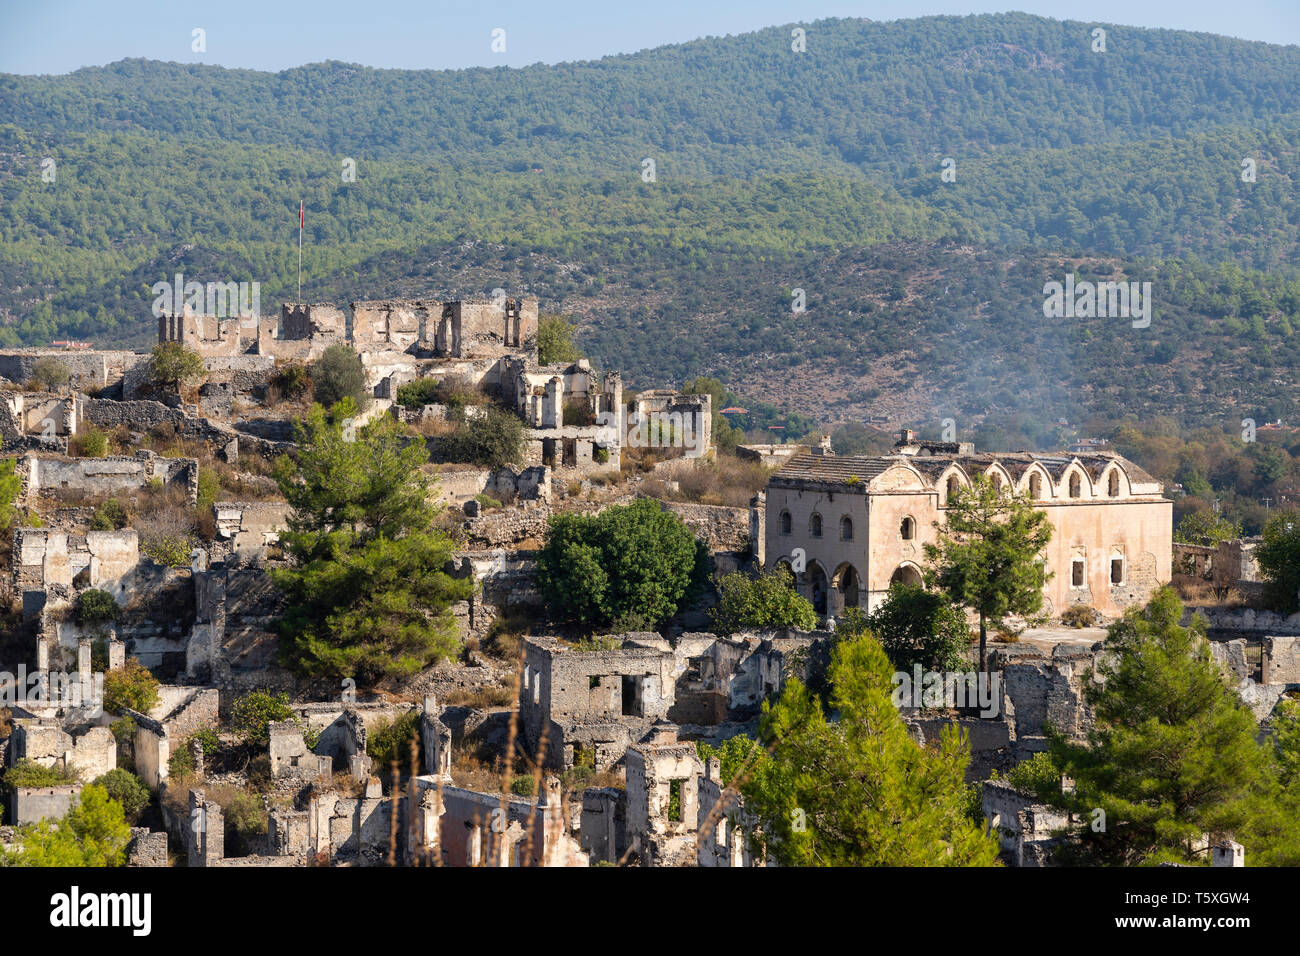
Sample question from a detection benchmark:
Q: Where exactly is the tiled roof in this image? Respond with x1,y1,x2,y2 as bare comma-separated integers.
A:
770,455,890,487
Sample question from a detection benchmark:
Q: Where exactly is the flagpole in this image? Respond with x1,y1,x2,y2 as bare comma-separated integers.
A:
297,200,303,304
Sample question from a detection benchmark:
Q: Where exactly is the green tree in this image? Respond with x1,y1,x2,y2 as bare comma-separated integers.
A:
93,769,151,822
367,710,421,777
865,582,971,672
924,474,1052,671
271,400,472,681
537,497,708,630
0,784,131,867
696,735,765,787
230,690,294,746
741,632,1000,866
537,315,583,366
310,343,368,409
439,405,525,467
710,567,816,635
76,588,118,627
1174,509,1241,547
145,342,205,392
1256,510,1300,614
1049,589,1280,865
28,356,71,390
102,658,159,715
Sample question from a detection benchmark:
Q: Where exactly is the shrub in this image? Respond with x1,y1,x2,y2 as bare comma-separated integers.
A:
439,406,525,467
223,791,268,855
102,659,159,716
710,567,817,635
89,498,127,531
3,759,77,788
93,769,150,822
994,752,1062,803
70,426,109,458
110,715,136,762
1061,604,1095,628
0,783,130,867
368,710,421,778
395,377,441,409
275,363,311,398
510,775,536,797
231,690,294,746
141,534,194,568
310,344,368,409
0,458,19,529
483,613,529,660
196,468,221,511
28,356,71,391
76,589,118,626
191,727,221,756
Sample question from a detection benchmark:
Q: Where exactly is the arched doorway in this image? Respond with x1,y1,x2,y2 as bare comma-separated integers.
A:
808,563,828,615
832,563,861,612
890,564,923,587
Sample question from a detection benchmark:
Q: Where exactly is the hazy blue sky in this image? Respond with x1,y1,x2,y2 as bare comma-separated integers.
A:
1,0,1296,74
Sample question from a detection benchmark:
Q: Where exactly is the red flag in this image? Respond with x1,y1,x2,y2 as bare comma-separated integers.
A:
298,201,304,228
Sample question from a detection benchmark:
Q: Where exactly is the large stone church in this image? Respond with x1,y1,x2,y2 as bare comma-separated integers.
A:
759,431,1172,620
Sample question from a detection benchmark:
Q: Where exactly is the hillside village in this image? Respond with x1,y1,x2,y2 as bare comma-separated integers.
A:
0,291,1295,869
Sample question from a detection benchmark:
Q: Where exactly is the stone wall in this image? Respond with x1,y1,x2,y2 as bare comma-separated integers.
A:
20,451,198,505
8,785,82,825
0,349,146,391
1264,636,1300,685
212,501,290,559
658,499,749,552
14,528,139,594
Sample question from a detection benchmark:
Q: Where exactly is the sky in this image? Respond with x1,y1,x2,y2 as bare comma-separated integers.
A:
0,0,1296,75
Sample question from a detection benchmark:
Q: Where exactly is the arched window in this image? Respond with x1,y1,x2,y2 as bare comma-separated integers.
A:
1029,473,1042,499
900,516,915,540
810,513,823,538
1069,473,1082,498
840,516,853,540
1107,470,1120,497
946,475,960,500
779,510,791,535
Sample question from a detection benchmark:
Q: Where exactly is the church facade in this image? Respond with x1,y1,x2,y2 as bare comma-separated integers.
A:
761,433,1172,620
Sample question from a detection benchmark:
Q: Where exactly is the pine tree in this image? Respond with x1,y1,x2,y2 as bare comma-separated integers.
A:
1,784,131,867
741,632,1000,866
271,399,472,682
924,473,1052,671
1050,588,1282,865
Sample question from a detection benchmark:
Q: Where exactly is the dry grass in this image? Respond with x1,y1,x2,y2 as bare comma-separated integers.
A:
637,455,774,508
443,683,517,709
1172,576,1255,608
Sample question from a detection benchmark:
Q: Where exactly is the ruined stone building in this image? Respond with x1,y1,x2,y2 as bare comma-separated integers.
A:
501,356,623,470
762,432,1172,618
157,296,539,363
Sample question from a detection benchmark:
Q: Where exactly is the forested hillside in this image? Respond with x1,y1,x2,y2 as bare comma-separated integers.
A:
1,13,1298,431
